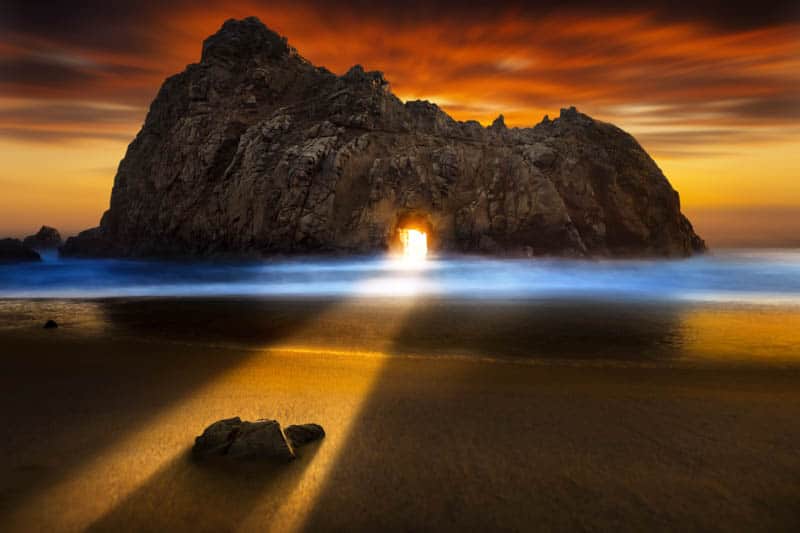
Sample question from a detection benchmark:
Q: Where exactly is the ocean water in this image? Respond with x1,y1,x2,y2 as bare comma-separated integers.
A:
0,249,799,304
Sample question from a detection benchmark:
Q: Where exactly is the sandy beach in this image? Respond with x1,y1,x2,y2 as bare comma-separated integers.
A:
1,297,799,532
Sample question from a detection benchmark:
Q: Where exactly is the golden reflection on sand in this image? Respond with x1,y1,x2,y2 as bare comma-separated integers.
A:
679,306,800,362
5,271,422,533
249,302,414,533
0,300,109,336
4,288,800,531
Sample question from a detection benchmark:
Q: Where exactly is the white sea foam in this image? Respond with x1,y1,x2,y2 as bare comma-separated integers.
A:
1,249,799,304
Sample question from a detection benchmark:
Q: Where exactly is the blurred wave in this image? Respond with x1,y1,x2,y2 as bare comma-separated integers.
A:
1,250,799,303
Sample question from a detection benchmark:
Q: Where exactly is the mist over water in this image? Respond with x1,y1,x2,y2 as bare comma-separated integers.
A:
1,250,799,304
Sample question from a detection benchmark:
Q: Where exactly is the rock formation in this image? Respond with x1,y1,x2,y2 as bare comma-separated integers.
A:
23,226,62,250
193,417,324,462
0,238,41,263
62,17,705,258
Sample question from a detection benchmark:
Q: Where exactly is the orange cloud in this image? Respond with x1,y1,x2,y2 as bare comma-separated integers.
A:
3,5,797,147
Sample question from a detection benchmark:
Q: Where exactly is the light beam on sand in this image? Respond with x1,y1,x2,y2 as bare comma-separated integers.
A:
251,261,426,532
6,257,428,533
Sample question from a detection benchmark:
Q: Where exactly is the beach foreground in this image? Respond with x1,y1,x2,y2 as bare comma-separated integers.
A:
1,297,799,531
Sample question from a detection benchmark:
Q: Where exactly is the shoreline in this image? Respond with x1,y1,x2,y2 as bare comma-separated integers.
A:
1,297,799,531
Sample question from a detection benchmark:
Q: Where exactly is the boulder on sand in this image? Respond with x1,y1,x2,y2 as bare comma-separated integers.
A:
285,423,326,447
193,417,324,462
193,417,243,458
226,420,295,461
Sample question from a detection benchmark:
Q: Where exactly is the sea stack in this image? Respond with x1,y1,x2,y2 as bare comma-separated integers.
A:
0,239,41,263
23,226,62,250
62,17,705,259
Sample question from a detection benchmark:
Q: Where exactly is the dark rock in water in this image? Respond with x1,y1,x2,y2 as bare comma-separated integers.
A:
59,227,113,257
285,423,326,448
193,417,322,462
62,16,705,259
23,226,62,250
43,320,58,329
0,238,41,263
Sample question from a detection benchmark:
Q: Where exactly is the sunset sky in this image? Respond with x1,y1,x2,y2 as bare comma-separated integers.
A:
1,0,798,244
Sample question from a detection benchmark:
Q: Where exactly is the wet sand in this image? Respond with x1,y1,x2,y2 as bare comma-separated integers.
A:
1,298,799,532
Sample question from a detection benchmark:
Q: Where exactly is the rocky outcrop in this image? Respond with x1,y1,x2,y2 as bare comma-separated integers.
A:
62,17,705,259
193,417,324,462
23,226,62,249
0,238,41,263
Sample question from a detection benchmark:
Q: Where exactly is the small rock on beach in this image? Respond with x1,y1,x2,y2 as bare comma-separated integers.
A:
193,417,324,462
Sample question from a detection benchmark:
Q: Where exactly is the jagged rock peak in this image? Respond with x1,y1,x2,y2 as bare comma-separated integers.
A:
489,114,507,130
201,16,292,65
560,106,578,118
343,64,389,87
23,225,62,249
559,105,590,122
405,99,441,113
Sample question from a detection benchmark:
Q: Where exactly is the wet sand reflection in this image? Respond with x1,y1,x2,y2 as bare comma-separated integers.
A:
1,297,799,531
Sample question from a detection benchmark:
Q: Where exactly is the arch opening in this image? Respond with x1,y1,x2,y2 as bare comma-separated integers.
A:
391,211,433,261
398,228,428,261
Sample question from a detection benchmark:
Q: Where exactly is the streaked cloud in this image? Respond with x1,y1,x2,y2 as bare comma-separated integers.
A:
1,2,798,155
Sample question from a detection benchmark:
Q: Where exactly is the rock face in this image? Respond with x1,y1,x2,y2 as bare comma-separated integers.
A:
0,239,41,263
193,417,324,462
23,226,62,249
62,17,705,258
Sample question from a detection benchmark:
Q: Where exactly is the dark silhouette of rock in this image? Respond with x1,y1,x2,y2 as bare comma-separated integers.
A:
62,16,705,259
193,417,323,462
43,320,58,329
285,423,326,447
23,226,62,249
0,238,41,263
226,419,295,461
489,114,507,132
59,227,108,257
193,417,243,459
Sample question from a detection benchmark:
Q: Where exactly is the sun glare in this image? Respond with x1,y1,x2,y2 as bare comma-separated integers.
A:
399,228,428,262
